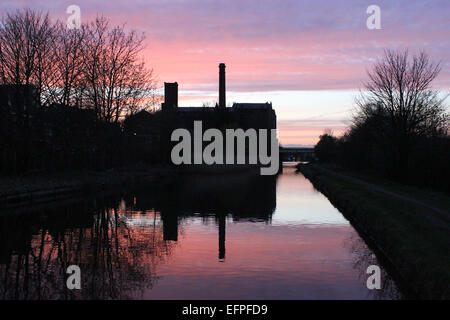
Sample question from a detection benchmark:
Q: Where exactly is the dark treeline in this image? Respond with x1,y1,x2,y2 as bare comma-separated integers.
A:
315,50,450,192
0,9,158,174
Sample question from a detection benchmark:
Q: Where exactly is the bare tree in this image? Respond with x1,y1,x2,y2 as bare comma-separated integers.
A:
32,15,57,108
0,10,158,173
0,11,156,120
0,9,54,113
356,49,449,173
41,22,86,107
80,17,156,123
0,9,57,172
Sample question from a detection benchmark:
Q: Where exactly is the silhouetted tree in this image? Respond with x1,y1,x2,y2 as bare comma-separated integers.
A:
43,22,86,107
356,49,449,179
0,10,157,120
316,49,450,191
0,9,159,174
0,10,54,120
80,17,156,122
314,130,338,163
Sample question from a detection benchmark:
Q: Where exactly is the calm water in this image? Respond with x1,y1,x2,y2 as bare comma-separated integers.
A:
0,165,402,299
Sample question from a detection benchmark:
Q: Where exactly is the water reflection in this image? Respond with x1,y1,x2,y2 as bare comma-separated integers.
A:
0,202,174,299
345,234,404,300
0,168,403,299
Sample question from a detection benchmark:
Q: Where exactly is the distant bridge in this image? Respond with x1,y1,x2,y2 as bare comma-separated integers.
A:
279,147,316,162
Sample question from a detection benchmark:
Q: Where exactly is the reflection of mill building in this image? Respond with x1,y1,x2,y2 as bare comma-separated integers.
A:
130,171,277,260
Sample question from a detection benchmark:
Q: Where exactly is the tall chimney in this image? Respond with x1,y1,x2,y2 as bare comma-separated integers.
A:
219,63,226,108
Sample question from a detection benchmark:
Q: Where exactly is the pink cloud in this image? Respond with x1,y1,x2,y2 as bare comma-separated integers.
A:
1,0,448,145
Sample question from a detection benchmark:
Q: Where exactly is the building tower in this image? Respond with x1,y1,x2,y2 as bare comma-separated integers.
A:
162,82,178,111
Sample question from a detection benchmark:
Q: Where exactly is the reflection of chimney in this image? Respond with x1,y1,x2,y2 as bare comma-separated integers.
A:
162,211,178,241
162,82,178,111
219,63,226,109
218,214,226,261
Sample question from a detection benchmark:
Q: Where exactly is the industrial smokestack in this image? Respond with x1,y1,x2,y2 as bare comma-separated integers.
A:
219,63,226,108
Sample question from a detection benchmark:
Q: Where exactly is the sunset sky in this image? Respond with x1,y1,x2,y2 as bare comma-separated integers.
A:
2,0,449,145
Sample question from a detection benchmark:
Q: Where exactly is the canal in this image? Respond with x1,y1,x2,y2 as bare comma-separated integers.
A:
0,165,402,299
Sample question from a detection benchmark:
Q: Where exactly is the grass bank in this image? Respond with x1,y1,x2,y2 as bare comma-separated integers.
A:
297,163,450,300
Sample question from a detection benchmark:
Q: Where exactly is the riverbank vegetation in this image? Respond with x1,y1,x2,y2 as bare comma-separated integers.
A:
306,49,450,299
0,9,159,175
314,50,449,192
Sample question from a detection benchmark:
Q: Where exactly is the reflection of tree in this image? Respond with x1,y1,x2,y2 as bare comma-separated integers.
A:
344,233,403,300
0,171,278,299
0,202,176,300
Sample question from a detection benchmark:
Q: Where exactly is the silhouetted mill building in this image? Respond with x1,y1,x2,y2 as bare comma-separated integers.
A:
161,82,178,111
125,63,277,165
161,63,276,125
160,64,276,162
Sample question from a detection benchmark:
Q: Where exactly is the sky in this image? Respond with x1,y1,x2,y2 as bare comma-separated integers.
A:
1,0,449,145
